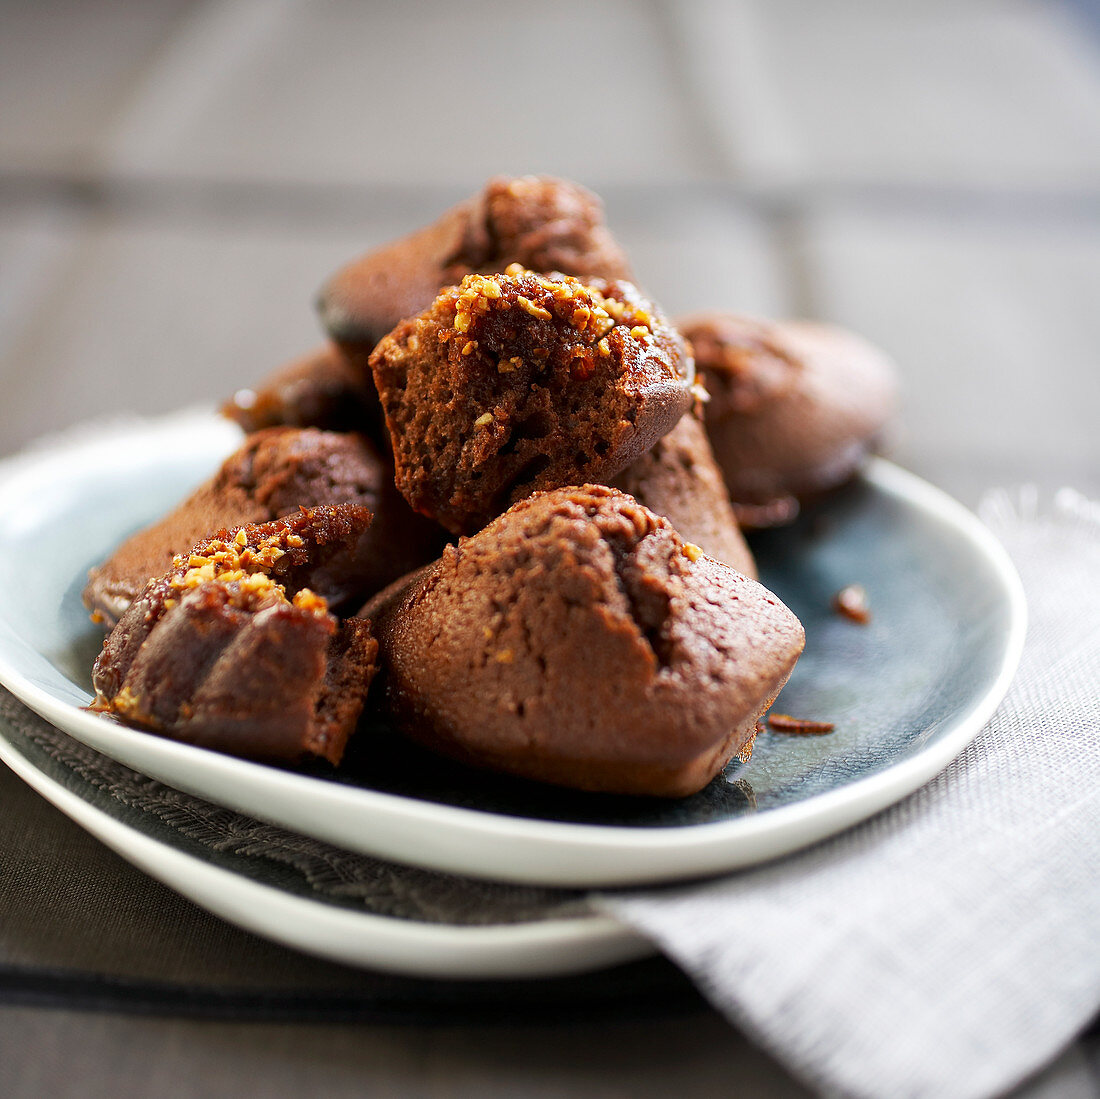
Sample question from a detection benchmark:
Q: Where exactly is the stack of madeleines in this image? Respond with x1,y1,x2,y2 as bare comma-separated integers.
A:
87,176,898,799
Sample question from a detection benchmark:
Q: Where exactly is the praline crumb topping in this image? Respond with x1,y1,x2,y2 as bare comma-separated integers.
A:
166,526,327,616
426,265,671,383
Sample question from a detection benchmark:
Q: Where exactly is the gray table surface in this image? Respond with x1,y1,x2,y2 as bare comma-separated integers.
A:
2,1,1098,1095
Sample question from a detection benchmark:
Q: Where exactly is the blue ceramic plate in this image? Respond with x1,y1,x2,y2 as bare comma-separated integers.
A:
0,412,1025,889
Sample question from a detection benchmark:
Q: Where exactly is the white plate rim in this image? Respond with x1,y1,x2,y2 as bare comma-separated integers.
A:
0,413,1028,888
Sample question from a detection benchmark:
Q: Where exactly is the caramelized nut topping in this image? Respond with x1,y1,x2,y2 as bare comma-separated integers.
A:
444,268,660,380
168,527,330,616
738,723,762,764
370,264,693,535
767,713,835,734
833,583,871,624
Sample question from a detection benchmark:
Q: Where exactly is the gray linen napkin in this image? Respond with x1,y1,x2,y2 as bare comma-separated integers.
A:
598,489,1100,1099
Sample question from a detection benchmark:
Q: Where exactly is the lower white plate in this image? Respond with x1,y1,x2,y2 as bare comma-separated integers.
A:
0,411,1026,889
0,691,648,979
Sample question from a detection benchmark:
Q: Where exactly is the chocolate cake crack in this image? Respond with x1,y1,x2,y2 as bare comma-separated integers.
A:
596,518,680,671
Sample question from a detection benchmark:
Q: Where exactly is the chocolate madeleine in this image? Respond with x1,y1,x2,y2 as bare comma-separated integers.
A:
84,427,444,626
680,313,899,527
368,486,804,797
370,268,694,535
318,175,632,350
222,344,373,436
92,506,378,766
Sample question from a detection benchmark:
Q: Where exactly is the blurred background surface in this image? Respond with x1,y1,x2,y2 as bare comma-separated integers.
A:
1,0,1098,506
2,4,1099,1096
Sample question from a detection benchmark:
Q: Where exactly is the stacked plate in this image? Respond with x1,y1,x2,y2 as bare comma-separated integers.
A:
0,412,1025,979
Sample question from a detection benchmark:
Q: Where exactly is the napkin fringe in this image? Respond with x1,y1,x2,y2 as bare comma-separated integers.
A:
979,485,1100,534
